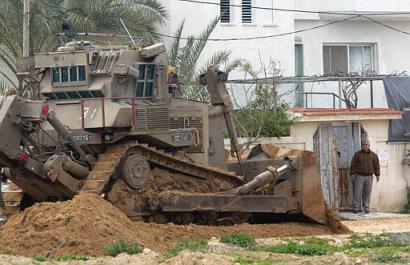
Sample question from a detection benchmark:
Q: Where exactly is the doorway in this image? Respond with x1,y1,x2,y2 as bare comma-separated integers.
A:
313,122,364,209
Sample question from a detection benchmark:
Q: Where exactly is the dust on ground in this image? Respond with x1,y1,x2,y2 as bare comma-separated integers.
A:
0,193,334,257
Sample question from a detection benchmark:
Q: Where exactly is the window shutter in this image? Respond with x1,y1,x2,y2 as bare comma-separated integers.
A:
220,0,230,23
242,0,252,23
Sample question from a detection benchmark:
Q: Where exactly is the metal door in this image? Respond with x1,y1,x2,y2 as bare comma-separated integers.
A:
316,122,361,209
318,123,338,208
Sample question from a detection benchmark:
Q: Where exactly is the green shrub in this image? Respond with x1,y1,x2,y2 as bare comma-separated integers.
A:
220,233,256,248
55,254,89,261
161,239,208,260
105,239,142,257
233,257,282,265
262,238,334,256
63,215,74,225
33,256,47,262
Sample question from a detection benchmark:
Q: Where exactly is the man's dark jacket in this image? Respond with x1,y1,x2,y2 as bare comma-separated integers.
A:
350,150,380,177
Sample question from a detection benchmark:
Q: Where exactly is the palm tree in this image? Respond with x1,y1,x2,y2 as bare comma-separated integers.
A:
0,0,167,91
168,16,242,102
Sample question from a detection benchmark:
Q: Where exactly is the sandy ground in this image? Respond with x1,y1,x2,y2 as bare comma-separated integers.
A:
0,250,371,265
340,212,410,233
0,214,409,264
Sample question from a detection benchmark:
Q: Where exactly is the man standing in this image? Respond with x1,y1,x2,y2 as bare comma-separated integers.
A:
350,139,380,214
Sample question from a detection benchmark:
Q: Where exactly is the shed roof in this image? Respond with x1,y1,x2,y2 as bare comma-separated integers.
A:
291,108,403,122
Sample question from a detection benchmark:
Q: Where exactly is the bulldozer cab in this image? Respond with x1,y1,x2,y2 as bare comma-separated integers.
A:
35,41,169,103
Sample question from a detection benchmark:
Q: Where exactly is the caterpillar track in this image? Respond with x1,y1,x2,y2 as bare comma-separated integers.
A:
77,141,243,218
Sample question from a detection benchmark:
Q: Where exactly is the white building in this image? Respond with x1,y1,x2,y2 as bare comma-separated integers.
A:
162,0,410,108
165,0,410,212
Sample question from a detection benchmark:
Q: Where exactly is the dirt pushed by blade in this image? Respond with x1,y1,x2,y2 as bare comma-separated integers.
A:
0,193,337,257
106,167,236,218
326,207,352,234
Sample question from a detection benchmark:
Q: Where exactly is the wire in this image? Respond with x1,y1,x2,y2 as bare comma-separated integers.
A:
36,0,410,42
177,0,410,17
362,15,410,35
155,15,360,42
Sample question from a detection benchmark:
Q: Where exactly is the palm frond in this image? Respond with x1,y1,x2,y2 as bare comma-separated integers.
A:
168,20,185,67
224,58,243,74
183,16,220,81
198,50,232,75
0,79,8,95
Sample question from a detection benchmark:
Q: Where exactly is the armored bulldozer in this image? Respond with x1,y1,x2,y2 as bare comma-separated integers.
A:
0,41,327,224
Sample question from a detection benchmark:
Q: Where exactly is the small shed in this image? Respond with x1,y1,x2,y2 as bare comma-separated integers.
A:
290,108,406,212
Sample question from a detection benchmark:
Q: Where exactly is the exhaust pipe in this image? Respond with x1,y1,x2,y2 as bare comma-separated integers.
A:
47,111,96,165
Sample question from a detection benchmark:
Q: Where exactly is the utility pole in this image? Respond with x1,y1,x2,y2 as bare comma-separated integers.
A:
23,0,30,57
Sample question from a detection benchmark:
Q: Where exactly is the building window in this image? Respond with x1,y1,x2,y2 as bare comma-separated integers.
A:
136,64,155,98
52,65,87,84
323,44,374,75
220,0,230,23
263,0,274,25
242,0,252,24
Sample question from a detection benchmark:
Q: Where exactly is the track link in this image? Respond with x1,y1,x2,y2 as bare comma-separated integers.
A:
79,141,242,194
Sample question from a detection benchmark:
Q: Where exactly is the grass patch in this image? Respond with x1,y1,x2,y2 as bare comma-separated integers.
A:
63,215,74,225
160,239,208,260
55,254,89,261
105,239,142,257
233,256,282,265
261,237,335,256
220,233,256,248
33,254,89,262
372,248,410,264
343,233,406,250
33,256,47,262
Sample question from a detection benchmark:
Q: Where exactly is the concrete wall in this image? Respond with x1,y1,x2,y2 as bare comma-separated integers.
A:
361,120,410,212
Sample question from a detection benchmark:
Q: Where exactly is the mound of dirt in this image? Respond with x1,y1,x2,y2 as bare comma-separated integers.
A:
0,193,139,257
0,192,340,257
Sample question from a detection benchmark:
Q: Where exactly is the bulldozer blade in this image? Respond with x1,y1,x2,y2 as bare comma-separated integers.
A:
299,151,327,224
227,144,328,224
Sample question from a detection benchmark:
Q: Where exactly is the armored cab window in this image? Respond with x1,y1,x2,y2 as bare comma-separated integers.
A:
52,65,87,84
67,91,80,99
55,92,68,99
52,68,60,83
136,64,155,98
70,66,78,81
79,66,86,81
43,93,57,100
79,91,93,98
61,67,69,82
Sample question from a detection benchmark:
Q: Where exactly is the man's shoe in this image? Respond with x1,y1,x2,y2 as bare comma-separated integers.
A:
364,210,370,214
353,209,359,214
